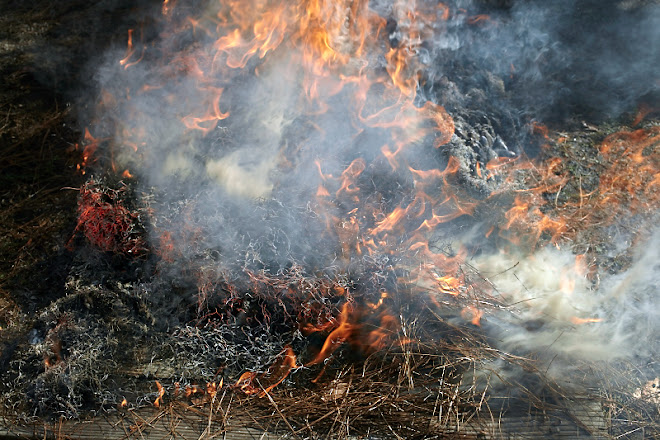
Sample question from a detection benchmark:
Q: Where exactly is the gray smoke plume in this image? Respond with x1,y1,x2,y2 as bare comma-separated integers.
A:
83,0,659,384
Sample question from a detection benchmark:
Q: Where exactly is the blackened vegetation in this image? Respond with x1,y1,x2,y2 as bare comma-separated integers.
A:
0,0,157,420
420,0,660,193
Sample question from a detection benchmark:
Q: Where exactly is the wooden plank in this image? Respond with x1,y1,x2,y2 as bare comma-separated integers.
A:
0,397,609,439
1,410,280,440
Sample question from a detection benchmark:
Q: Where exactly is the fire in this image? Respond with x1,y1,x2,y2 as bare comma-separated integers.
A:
336,158,366,197
366,313,400,352
162,0,174,16
597,128,660,214
461,306,483,326
306,303,354,366
73,0,660,399
75,128,100,175
206,381,220,399
570,316,603,326
184,384,204,398
235,346,299,396
632,103,657,126
434,274,462,296
153,381,165,407
178,379,223,404
370,206,407,236
299,294,407,367
491,126,659,249
119,28,145,69
367,291,388,309
181,86,230,134
531,121,550,140
467,14,490,25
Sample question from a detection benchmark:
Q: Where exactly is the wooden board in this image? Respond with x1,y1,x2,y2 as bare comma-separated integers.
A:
0,397,610,439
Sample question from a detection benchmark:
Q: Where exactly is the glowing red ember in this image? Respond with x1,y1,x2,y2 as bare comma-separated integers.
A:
69,180,147,255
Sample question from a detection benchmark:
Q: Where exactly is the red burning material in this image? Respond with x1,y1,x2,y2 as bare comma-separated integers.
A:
69,180,147,255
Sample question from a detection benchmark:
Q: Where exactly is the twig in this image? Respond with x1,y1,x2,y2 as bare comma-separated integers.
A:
261,388,299,439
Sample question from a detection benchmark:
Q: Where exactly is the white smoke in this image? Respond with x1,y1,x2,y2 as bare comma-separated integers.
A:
473,229,660,376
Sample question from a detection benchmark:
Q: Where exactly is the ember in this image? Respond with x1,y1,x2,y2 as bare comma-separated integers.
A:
69,179,147,255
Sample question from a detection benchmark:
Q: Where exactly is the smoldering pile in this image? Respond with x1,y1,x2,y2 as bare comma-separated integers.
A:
1,173,500,425
1,0,659,437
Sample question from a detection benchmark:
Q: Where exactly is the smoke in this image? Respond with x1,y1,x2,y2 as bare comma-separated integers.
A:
416,0,660,122
82,0,659,381
84,0,660,253
472,229,660,381
86,0,451,274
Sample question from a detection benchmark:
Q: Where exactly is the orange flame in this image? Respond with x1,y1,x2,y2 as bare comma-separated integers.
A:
235,346,299,396
467,15,490,25
119,28,145,69
434,274,462,296
531,121,550,140
76,128,100,175
307,303,353,366
570,316,603,325
181,86,230,135
304,299,405,366
153,381,165,407
184,384,205,398
162,0,175,16
336,159,366,196
486,124,659,251
461,306,483,326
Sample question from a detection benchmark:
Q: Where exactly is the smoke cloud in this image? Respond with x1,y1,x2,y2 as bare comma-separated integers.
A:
82,0,659,384
475,232,660,364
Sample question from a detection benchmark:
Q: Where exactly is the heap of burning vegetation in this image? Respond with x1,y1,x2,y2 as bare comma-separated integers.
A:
1,0,659,438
